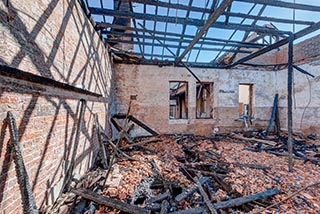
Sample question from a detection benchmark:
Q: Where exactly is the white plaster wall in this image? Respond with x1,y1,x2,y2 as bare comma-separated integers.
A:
115,64,277,134
276,60,320,134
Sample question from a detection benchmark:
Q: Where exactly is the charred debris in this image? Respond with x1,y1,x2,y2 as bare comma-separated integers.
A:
45,113,320,214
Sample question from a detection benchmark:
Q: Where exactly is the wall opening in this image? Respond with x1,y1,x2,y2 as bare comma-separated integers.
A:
238,84,254,118
169,81,188,119
196,82,213,119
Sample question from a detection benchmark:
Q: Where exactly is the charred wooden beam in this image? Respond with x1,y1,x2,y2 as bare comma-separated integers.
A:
104,31,264,49
107,38,252,53
287,33,294,172
71,188,150,214
113,0,318,24
112,114,159,136
172,188,282,213
175,0,232,64
194,177,218,214
99,23,267,48
160,200,170,214
148,192,171,204
235,0,320,12
138,23,211,93
0,64,103,98
266,94,279,136
175,177,210,202
214,188,282,209
7,112,38,214
90,8,287,34
293,65,315,78
224,12,314,25
227,21,320,68
115,0,212,13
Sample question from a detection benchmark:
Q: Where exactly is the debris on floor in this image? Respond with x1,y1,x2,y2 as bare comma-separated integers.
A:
49,131,320,214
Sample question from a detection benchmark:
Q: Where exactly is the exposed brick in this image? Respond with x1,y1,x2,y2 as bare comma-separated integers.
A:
0,0,113,213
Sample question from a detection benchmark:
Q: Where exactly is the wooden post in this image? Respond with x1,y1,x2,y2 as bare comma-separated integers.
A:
287,33,294,172
7,112,38,214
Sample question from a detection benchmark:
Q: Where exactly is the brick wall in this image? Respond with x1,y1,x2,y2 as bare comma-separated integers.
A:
114,64,277,135
276,60,320,135
0,0,113,213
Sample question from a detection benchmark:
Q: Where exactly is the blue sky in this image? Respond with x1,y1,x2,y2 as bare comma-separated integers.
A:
87,0,320,64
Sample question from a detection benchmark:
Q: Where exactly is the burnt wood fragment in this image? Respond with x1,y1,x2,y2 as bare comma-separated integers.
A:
71,188,150,214
175,177,209,202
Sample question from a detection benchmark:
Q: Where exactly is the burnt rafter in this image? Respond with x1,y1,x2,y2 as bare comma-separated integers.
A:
98,23,267,48
86,0,320,67
175,0,233,65
102,0,320,20
227,21,320,68
235,0,320,12
90,7,289,35
104,31,265,49
112,0,314,26
106,38,253,53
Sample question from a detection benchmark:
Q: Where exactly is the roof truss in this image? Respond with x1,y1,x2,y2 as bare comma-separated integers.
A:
84,0,320,68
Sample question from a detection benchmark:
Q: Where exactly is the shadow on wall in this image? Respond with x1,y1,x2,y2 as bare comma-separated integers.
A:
0,0,112,212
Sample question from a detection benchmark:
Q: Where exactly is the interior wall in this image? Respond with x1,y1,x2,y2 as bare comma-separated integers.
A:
276,60,320,135
0,0,113,213
114,64,277,135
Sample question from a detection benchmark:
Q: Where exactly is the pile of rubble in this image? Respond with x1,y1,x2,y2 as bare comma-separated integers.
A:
49,131,320,214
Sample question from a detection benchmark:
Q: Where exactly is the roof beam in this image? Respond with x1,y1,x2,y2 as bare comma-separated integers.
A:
117,0,211,13
89,7,287,34
99,23,267,47
227,21,320,68
109,0,320,15
112,56,225,68
174,0,231,64
235,0,320,12
106,38,252,53
224,12,314,26
103,31,265,48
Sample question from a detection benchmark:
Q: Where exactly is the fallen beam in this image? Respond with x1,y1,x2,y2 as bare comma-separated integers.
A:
172,188,281,213
214,188,282,209
175,177,210,202
230,134,278,146
71,188,150,214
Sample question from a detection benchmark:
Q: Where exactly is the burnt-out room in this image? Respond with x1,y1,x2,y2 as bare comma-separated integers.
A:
1,0,320,213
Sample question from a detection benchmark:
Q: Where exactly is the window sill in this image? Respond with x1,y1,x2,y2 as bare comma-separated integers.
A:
169,119,189,124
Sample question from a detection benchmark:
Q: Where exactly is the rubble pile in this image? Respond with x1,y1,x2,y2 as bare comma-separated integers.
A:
51,132,320,214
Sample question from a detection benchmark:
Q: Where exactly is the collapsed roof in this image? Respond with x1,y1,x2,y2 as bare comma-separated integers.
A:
82,0,320,68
